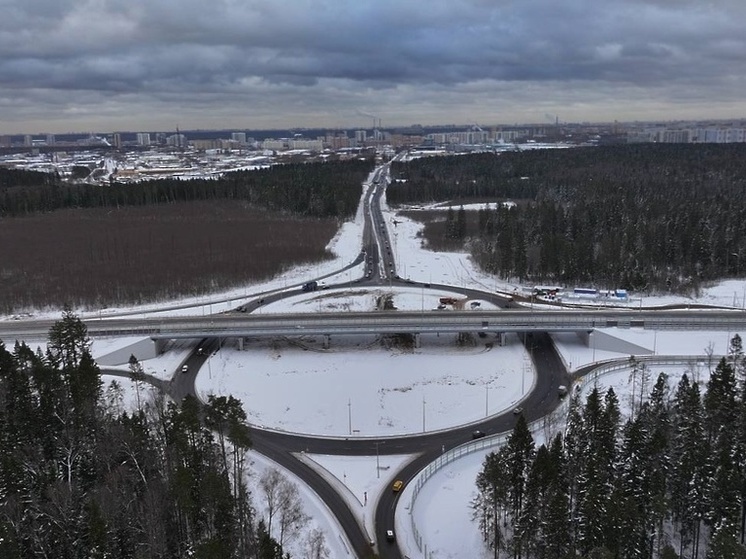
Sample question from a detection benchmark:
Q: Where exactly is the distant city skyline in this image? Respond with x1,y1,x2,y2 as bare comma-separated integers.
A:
1,1,745,135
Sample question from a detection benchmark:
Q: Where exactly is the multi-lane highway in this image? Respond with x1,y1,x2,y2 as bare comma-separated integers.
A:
0,162,731,559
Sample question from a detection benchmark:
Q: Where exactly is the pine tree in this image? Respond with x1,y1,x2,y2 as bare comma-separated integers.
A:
48,304,91,370
474,450,510,558
670,374,708,557
576,386,615,555
543,434,571,559
705,357,738,442
505,414,535,558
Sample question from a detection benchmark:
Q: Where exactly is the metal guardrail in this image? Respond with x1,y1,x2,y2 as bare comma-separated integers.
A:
406,354,720,556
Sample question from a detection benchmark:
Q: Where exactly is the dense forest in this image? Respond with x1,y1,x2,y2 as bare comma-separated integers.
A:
389,145,746,293
473,336,746,559
0,310,321,558
0,157,374,219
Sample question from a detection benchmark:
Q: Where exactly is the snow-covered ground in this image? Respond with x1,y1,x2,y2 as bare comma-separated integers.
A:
196,332,533,437
8,169,746,558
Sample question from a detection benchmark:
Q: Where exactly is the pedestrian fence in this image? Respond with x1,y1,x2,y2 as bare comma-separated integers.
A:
407,354,719,556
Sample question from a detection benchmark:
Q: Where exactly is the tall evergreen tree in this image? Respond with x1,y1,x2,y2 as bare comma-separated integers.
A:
505,414,535,558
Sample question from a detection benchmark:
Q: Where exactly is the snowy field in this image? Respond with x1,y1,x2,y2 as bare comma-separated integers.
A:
196,332,533,437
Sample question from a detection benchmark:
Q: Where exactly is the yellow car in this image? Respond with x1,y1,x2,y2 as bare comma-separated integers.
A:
392,480,403,492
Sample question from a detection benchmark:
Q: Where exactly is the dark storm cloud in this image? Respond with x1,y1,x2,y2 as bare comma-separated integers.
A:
1,0,744,131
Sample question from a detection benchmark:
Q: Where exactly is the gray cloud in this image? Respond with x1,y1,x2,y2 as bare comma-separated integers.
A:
0,0,744,132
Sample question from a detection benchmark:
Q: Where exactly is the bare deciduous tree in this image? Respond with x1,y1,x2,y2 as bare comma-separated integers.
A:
305,528,330,559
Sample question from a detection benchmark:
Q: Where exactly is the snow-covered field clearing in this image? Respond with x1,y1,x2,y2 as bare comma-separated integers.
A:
196,332,533,437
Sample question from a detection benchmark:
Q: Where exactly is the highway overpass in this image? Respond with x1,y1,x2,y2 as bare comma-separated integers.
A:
3,309,746,341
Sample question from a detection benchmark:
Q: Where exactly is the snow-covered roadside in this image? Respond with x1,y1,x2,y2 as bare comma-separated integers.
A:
299,452,418,546
381,197,746,310
248,450,355,558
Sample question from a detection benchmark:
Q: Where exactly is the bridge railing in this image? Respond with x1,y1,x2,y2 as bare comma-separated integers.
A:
406,354,719,556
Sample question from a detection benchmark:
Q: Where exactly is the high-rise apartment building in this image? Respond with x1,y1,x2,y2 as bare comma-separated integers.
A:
166,133,187,147
137,133,151,146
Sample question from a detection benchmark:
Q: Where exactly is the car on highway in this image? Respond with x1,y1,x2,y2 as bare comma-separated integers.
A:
392,480,403,492
386,529,395,541
513,407,523,415
472,430,486,439
181,365,189,374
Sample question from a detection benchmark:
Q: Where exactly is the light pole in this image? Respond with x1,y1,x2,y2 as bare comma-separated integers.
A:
375,441,384,478
592,331,596,363
485,385,489,417
422,395,426,433
348,398,352,435
521,365,525,396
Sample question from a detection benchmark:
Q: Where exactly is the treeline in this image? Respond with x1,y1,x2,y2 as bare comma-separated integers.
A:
0,156,374,219
389,145,746,292
473,336,746,559
0,310,297,558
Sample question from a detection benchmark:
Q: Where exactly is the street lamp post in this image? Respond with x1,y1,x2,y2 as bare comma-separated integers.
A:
592,331,596,363
485,385,489,417
521,365,525,396
348,399,352,435
375,441,384,478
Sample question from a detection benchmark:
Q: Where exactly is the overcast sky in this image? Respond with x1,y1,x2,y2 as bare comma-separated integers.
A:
2,0,745,134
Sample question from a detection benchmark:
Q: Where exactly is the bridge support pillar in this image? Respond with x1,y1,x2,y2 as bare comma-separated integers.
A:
322,335,330,349
237,337,244,351
496,332,505,346
154,339,168,355
414,333,421,348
